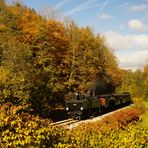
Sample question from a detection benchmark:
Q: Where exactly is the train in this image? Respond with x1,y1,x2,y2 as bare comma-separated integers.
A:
65,91,132,120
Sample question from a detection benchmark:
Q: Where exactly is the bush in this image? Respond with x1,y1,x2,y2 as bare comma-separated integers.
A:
0,103,66,147
0,103,147,147
54,107,147,148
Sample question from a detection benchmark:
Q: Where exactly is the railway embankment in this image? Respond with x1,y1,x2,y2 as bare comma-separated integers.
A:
52,104,138,129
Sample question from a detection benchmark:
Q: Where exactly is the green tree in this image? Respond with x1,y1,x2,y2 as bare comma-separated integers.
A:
0,40,31,104
143,64,148,99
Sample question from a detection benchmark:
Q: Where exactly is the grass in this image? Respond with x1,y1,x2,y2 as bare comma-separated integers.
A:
143,101,148,108
141,101,148,128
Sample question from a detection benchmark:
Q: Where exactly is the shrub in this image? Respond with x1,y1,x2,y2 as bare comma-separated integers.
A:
0,103,147,147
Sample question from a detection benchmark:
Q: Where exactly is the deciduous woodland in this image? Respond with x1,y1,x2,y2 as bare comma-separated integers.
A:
0,1,148,147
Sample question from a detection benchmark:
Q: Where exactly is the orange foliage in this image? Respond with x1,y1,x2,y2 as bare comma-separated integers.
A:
20,9,40,34
46,20,69,52
17,9,44,43
10,5,23,16
102,107,143,128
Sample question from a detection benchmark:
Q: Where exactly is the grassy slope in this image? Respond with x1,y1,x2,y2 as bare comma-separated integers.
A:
141,101,148,128
143,101,148,108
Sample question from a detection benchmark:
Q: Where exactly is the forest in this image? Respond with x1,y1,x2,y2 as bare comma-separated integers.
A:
0,1,148,147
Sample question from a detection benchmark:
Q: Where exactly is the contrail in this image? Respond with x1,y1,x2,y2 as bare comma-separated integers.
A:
55,0,73,9
63,0,102,16
89,1,109,25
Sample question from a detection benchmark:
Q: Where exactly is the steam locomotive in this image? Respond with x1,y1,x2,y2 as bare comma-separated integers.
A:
65,91,132,120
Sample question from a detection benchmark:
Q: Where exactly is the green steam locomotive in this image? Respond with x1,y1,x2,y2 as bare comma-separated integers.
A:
65,91,132,120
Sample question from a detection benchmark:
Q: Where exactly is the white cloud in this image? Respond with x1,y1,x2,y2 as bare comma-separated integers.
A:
100,12,113,20
117,50,148,70
128,4,147,12
104,30,148,70
104,30,148,50
128,19,146,31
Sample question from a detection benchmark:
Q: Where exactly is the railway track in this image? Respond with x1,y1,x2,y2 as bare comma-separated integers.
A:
51,104,133,128
50,118,79,126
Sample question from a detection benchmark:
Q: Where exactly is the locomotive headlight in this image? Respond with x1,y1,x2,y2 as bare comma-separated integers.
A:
80,107,83,110
66,107,69,111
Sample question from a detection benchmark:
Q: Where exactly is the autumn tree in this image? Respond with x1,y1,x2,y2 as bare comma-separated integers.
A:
0,40,31,104
0,2,52,115
64,20,120,94
143,64,148,99
1,1,136,117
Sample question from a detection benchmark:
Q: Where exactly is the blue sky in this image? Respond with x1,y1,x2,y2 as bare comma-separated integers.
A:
7,0,148,70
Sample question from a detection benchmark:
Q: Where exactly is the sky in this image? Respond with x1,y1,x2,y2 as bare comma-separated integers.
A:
7,0,148,70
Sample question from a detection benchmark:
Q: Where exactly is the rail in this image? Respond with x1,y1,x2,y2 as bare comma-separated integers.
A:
50,118,79,126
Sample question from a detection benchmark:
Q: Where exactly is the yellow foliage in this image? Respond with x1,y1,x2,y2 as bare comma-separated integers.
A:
0,24,8,31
